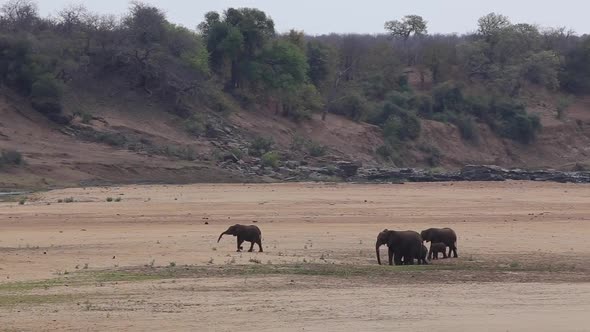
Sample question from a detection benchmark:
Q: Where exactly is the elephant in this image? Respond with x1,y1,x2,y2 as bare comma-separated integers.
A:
375,229,425,266
421,228,458,258
414,244,429,265
217,224,263,252
428,242,447,260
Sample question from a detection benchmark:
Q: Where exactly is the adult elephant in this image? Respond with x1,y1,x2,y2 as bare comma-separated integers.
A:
375,229,424,265
421,228,458,258
217,224,263,252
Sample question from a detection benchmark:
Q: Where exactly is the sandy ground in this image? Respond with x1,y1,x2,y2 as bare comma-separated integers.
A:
0,181,589,331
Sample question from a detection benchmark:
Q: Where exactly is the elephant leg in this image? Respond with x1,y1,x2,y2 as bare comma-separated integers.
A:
428,247,433,260
393,252,403,266
236,238,244,252
248,241,255,252
452,245,458,258
443,248,448,259
257,239,263,252
388,247,395,265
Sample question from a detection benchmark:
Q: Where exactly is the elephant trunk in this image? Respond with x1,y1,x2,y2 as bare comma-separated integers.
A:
217,231,227,243
376,242,382,265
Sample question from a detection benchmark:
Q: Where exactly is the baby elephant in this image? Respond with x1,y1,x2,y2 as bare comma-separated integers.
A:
217,224,263,252
402,244,429,265
428,242,447,260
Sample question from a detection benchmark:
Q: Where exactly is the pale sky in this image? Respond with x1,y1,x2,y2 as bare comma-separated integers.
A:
34,0,589,35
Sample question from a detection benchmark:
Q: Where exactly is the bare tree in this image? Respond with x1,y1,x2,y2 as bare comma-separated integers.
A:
0,0,39,31
384,15,428,41
385,15,428,65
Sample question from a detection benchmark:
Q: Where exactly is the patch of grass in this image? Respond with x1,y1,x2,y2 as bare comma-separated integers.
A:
290,135,306,151
248,258,261,264
64,197,74,203
0,278,68,292
307,141,327,157
169,262,176,267
114,197,122,202
18,198,26,205
0,294,76,307
98,132,127,147
106,197,113,202
556,95,574,120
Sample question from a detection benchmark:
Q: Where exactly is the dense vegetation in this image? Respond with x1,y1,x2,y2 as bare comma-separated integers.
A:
1,1,589,163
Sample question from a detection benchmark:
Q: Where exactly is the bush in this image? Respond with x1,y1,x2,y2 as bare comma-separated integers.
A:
382,111,421,141
556,96,573,120
500,113,541,144
307,141,327,157
411,94,433,117
288,107,312,122
249,137,274,157
331,93,368,121
184,114,205,136
0,150,23,166
454,116,479,142
98,132,127,147
419,144,442,167
376,145,394,159
290,135,306,152
30,76,64,118
375,143,402,165
432,81,464,113
485,98,541,144
80,112,93,124
261,151,280,168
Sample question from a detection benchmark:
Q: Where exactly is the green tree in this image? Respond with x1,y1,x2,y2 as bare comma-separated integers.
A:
252,39,313,118
306,41,333,88
561,38,590,93
199,8,274,89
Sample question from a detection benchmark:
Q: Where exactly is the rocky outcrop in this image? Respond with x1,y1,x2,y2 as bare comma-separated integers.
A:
219,157,590,184
357,165,590,184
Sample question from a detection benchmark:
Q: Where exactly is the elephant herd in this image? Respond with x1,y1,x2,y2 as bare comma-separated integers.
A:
217,224,458,265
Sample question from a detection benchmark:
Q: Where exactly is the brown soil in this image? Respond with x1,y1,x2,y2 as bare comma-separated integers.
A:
1,182,589,331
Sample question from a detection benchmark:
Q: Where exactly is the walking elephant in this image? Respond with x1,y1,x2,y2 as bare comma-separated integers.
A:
428,242,447,260
375,229,425,265
421,228,458,258
217,224,263,252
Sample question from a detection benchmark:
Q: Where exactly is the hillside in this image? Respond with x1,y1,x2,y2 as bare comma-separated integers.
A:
2,84,590,189
1,2,590,189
